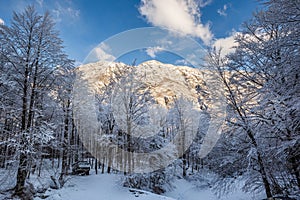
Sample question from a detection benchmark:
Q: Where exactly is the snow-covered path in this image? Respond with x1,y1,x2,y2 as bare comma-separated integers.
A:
34,173,174,200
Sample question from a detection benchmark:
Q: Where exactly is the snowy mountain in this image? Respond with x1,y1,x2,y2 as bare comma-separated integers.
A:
76,60,211,107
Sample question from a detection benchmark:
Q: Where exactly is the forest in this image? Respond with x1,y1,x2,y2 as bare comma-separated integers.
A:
0,0,299,199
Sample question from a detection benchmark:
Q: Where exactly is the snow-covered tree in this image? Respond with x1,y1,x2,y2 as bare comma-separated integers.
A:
0,5,73,197
109,65,152,173
168,96,200,177
206,0,299,197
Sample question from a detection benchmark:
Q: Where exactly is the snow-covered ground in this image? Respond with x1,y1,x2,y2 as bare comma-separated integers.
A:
0,163,265,200
34,172,174,200
31,171,264,200
165,178,263,200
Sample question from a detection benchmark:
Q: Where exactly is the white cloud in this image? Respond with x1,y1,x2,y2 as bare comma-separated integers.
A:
139,0,213,45
0,18,4,25
217,4,228,17
52,2,80,23
66,7,80,18
93,43,116,62
146,46,164,58
213,32,239,57
197,0,213,7
175,59,190,65
213,30,274,57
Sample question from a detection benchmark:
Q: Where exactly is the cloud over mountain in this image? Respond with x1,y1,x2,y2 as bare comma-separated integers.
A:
139,0,213,45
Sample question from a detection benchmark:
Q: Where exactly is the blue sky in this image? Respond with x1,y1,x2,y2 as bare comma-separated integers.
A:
0,0,261,66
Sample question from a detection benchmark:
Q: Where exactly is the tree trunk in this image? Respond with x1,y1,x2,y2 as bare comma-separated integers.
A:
15,152,28,196
95,158,98,174
101,159,105,174
127,127,132,174
38,156,43,177
246,129,273,198
107,147,112,174
15,52,30,196
182,153,187,177
60,99,70,185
